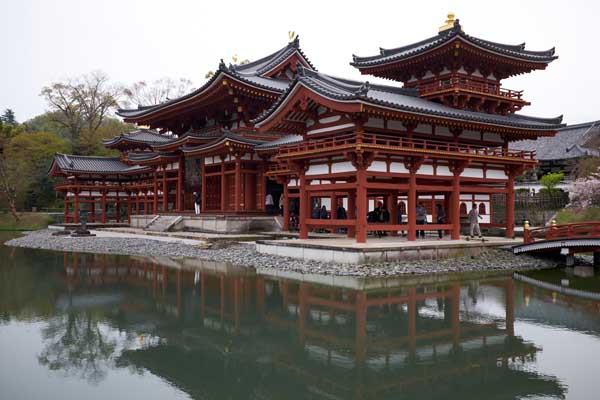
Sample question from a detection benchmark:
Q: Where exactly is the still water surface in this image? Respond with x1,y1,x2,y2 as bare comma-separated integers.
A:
2,234,600,399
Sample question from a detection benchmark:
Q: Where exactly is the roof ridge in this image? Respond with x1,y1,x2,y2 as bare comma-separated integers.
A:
56,152,121,161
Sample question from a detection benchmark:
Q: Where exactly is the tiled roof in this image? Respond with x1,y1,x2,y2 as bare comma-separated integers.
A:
127,151,179,162
117,39,314,121
510,121,600,160
51,153,150,175
182,132,267,153
253,67,564,131
102,129,175,146
233,36,316,76
255,135,303,151
351,21,557,68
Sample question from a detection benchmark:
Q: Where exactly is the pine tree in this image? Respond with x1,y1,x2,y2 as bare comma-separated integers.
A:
1,109,16,125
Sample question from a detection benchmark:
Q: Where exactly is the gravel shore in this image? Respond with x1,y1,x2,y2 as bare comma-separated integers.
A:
5,230,560,277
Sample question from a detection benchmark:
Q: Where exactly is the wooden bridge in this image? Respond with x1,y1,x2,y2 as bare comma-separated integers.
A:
513,222,600,266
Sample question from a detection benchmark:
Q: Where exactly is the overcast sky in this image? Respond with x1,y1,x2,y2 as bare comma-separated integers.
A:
2,0,598,125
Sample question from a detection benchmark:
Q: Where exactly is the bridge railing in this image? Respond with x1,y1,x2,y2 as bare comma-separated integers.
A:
524,222,600,244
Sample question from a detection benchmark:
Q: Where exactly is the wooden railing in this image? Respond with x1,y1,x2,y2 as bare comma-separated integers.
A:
524,222,600,244
419,77,524,100
278,133,536,161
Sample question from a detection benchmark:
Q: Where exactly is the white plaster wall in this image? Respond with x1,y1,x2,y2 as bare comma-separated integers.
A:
436,165,452,176
414,123,431,134
368,161,387,172
331,162,355,173
417,164,434,175
435,126,452,137
483,132,503,143
487,169,507,179
390,162,408,174
319,115,341,124
388,120,404,130
307,123,354,135
366,117,384,128
460,130,480,141
306,164,329,176
461,167,484,178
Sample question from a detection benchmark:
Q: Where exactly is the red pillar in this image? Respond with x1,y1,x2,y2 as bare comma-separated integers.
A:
115,193,121,223
153,169,158,214
101,191,107,223
63,195,69,223
451,172,461,240
127,194,132,224
388,191,397,236
176,158,183,212
407,171,417,241
135,191,140,216
347,191,356,238
355,291,367,368
162,166,168,212
356,167,367,243
298,282,308,345
506,173,515,238
452,283,461,349
73,191,79,224
220,156,226,212
283,181,290,231
330,193,337,220
408,287,417,357
506,279,515,336
299,173,309,239
234,155,241,213
200,159,207,213
89,200,95,223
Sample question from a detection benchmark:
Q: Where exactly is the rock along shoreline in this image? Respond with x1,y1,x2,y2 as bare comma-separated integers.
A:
5,230,561,277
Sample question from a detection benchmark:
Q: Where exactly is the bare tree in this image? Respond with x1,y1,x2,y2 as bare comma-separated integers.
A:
123,77,194,107
40,71,121,143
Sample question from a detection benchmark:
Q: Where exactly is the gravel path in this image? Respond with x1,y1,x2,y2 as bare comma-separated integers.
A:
5,230,560,277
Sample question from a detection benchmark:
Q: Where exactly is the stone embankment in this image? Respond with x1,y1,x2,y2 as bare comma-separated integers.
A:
6,230,560,277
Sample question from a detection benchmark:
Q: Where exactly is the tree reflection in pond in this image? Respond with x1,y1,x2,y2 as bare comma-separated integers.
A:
38,311,117,384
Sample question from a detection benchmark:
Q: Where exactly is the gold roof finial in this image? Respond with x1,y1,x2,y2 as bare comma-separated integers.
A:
288,31,297,42
439,12,457,33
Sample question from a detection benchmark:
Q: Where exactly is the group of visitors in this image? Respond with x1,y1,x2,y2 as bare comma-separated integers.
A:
197,189,484,239
368,201,390,237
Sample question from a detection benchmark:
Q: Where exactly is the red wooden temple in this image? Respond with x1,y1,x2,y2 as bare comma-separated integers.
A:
50,15,563,242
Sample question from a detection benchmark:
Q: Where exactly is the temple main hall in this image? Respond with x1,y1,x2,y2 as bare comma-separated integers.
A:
50,15,563,243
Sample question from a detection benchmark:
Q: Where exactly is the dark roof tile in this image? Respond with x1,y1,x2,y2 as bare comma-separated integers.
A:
253,68,564,131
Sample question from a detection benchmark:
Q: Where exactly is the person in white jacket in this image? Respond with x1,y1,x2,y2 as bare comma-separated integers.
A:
468,203,483,238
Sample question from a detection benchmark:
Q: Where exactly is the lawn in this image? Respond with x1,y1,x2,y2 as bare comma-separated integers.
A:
0,212,53,231
554,207,600,224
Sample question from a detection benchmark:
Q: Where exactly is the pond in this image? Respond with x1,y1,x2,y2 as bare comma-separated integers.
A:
1,233,600,399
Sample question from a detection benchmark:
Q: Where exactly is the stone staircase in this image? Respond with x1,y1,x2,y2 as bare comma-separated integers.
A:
144,215,182,232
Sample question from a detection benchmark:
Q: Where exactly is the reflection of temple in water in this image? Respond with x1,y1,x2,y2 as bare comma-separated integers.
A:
61,252,564,399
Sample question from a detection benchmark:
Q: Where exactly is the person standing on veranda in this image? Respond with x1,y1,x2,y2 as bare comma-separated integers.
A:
435,203,446,240
193,191,201,215
416,203,427,239
265,192,274,214
468,203,483,239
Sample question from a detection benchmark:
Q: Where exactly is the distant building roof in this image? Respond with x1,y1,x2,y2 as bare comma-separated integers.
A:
511,120,600,161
